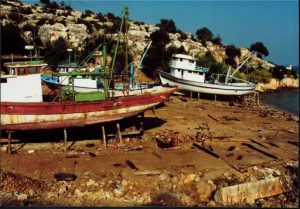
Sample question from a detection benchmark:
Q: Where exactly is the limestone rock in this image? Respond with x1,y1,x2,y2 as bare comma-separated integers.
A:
213,177,286,205
159,173,170,182
183,174,197,184
195,180,217,203
16,193,28,201
38,23,67,45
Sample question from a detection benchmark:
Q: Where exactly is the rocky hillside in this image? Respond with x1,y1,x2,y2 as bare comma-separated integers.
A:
1,0,275,70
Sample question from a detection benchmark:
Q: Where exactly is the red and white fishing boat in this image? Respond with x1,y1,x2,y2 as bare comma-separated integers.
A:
0,86,175,131
0,58,176,131
0,7,177,131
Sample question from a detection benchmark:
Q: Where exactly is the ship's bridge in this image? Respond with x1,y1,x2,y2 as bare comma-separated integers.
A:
170,54,196,71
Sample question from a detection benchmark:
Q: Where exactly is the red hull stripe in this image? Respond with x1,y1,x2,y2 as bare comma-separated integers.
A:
1,88,175,115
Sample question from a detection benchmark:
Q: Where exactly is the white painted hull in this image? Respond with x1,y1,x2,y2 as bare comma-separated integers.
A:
159,71,256,96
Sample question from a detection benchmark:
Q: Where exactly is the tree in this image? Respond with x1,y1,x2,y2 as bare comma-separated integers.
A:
156,19,177,33
225,45,241,68
149,29,170,46
44,37,68,70
196,27,213,45
40,0,50,5
212,36,222,46
250,42,269,58
1,23,26,55
166,45,186,58
142,29,171,78
196,52,228,77
225,44,241,58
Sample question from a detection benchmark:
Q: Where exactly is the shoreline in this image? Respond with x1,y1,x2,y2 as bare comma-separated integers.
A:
0,95,298,207
259,88,299,117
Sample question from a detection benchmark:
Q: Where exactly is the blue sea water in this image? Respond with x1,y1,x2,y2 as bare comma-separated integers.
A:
260,88,299,116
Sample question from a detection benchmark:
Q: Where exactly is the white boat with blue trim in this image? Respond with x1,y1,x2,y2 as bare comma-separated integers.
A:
158,54,256,96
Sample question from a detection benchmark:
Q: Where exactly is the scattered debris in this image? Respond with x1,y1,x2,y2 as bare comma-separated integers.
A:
250,139,269,149
66,154,80,159
113,163,123,167
227,146,236,152
125,160,138,170
241,143,278,159
54,173,77,181
27,150,34,154
193,143,219,158
208,114,219,122
125,145,144,152
226,153,234,157
88,152,96,157
222,116,240,121
236,155,243,160
287,141,299,147
86,143,95,148
151,151,162,159
134,170,161,176
267,142,279,148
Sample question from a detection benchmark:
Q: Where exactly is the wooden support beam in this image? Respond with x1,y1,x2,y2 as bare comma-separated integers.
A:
63,128,67,151
138,113,144,134
116,122,123,144
197,92,200,100
102,125,107,148
152,106,155,115
190,91,192,99
7,131,13,154
215,94,217,101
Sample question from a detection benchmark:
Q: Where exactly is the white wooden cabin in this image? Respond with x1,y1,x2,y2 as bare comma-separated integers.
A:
169,54,209,82
1,61,47,102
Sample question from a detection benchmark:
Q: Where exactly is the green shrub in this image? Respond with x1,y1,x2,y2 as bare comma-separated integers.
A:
8,12,22,23
19,7,33,14
22,23,35,32
249,67,272,83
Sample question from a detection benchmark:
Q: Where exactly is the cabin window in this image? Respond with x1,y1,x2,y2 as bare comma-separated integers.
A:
180,58,183,61
177,69,180,72
199,72,203,75
0,78,7,83
189,60,194,64
173,57,176,60
29,68,38,74
10,69,16,75
18,69,25,75
188,71,192,73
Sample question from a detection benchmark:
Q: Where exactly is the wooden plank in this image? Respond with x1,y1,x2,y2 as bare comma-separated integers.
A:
214,177,287,205
193,143,219,158
207,114,219,122
241,143,278,159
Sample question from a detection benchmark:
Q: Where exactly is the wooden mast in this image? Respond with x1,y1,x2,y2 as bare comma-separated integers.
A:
124,7,129,93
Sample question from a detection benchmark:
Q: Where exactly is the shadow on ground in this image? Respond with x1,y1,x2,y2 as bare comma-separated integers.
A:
0,115,166,144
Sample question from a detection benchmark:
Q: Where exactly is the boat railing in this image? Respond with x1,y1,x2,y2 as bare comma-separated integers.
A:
195,66,209,73
210,73,252,85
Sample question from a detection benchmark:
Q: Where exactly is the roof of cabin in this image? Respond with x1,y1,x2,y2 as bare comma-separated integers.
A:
172,54,195,61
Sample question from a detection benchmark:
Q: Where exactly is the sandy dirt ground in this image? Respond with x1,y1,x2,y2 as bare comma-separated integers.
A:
0,94,298,207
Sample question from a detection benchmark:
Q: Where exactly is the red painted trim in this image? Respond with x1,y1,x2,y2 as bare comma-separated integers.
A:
1,88,175,115
0,110,145,131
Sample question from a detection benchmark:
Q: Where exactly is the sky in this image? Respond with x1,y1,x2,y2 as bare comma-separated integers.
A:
23,0,299,66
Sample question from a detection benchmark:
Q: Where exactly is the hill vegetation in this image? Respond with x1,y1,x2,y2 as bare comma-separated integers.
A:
0,0,298,82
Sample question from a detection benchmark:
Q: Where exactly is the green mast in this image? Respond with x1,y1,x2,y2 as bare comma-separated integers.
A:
108,6,129,89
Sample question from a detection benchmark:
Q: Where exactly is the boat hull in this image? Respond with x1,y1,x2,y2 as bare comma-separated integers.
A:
159,70,256,96
0,86,176,131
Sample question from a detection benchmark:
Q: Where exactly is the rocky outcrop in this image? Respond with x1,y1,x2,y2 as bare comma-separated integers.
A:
0,0,279,70
255,78,299,92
